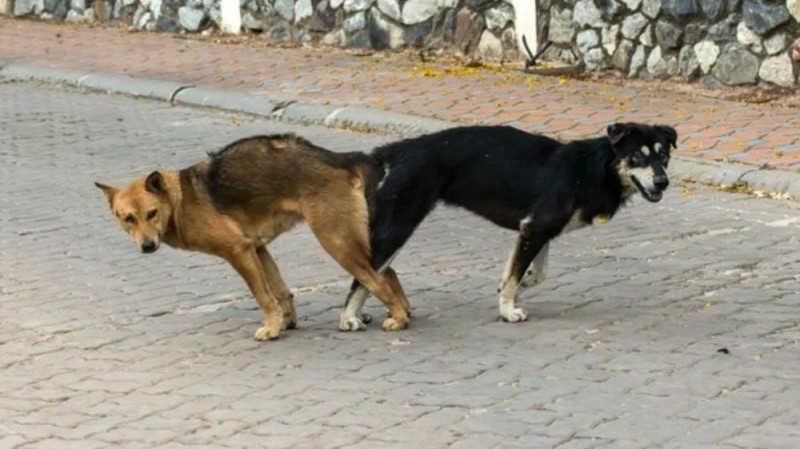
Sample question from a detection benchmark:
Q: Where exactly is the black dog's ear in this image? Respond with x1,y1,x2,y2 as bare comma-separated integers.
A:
145,171,166,195
606,123,632,147
657,125,678,149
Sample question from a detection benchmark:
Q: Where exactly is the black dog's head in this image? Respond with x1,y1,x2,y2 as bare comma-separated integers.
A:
607,122,678,203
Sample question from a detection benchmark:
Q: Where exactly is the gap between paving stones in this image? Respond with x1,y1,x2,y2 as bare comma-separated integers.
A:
2,59,800,200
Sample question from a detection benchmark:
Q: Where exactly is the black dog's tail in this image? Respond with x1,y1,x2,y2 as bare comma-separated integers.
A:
359,157,386,223
368,148,443,269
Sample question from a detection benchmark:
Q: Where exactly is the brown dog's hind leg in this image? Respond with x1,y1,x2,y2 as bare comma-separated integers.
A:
304,199,409,331
256,246,297,330
383,267,411,317
226,244,285,340
349,265,409,331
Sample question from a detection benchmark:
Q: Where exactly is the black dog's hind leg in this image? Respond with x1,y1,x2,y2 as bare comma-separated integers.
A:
339,188,438,331
498,217,561,322
520,242,549,289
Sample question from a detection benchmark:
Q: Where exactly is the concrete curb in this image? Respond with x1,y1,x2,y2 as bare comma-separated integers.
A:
2,61,799,200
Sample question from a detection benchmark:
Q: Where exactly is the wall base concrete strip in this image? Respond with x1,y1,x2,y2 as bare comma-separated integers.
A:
325,106,454,137
277,102,340,125
740,169,800,198
0,62,91,86
79,73,187,102
669,156,753,187
173,87,281,117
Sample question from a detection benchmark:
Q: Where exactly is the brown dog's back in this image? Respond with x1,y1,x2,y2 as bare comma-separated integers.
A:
197,134,381,215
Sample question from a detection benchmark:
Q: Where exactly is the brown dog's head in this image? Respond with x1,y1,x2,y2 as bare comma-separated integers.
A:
95,171,173,254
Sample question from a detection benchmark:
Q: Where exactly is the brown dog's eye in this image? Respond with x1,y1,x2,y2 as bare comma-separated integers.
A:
124,214,135,224
147,210,158,220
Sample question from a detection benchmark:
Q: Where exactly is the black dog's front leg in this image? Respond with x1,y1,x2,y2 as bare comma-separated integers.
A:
498,216,563,322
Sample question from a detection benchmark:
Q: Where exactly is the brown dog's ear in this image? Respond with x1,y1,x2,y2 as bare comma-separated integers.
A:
95,182,118,207
606,123,632,148
657,125,678,149
144,171,166,195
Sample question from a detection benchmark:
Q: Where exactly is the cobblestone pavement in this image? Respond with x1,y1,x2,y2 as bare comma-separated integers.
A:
2,82,800,449
2,18,800,170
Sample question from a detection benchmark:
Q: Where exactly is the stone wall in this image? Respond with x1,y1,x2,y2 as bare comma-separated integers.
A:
9,0,519,60
539,0,800,87
8,0,800,87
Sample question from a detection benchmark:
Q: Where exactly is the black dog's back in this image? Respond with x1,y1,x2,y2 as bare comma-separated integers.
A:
368,126,562,267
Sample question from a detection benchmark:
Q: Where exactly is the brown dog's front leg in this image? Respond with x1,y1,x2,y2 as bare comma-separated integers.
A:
227,246,285,341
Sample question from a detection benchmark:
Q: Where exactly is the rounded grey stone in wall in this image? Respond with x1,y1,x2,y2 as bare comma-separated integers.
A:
736,22,761,50
574,0,603,27
759,52,795,86
655,20,682,50
377,0,400,21
712,43,759,85
577,29,599,55
612,38,635,70
598,0,620,20
295,0,313,23
629,44,646,76
621,12,648,40
585,48,606,70
602,24,620,55
403,0,438,25
622,0,642,11
701,0,726,21
662,0,698,20
742,0,790,36
678,45,701,80
343,11,365,31
466,0,493,10
14,0,37,16
454,8,484,54
478,30,503,59
548,7,574,44
484,2,513,30
274,0,294,21
708,14,740,42
343,0,374,13
639,23,654,46
694,40,720,73
641,0,659,18
178,5,204,31
764,32,787,55
789,0,800,22
683,22,703,45
368,6,405,49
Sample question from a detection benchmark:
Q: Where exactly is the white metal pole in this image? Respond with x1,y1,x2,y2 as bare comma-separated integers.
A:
512,0,537,58
220,0,241,34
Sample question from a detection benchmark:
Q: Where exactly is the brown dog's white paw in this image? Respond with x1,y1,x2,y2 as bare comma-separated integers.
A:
381,316,409,331
254,325,281,341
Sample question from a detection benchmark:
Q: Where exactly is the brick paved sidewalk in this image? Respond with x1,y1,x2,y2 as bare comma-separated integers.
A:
2,17,800,170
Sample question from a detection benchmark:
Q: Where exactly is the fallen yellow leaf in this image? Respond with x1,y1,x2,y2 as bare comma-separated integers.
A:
682,188,693,197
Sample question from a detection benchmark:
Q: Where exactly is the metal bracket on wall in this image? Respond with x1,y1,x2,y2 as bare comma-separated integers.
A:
522,35,552,71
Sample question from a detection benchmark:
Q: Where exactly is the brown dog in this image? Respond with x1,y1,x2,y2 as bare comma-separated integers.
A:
96,134,410,340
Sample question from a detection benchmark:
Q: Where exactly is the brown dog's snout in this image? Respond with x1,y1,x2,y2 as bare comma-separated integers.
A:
140,238,158,254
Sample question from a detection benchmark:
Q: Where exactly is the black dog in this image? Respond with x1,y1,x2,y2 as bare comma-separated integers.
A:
338,123,677,330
